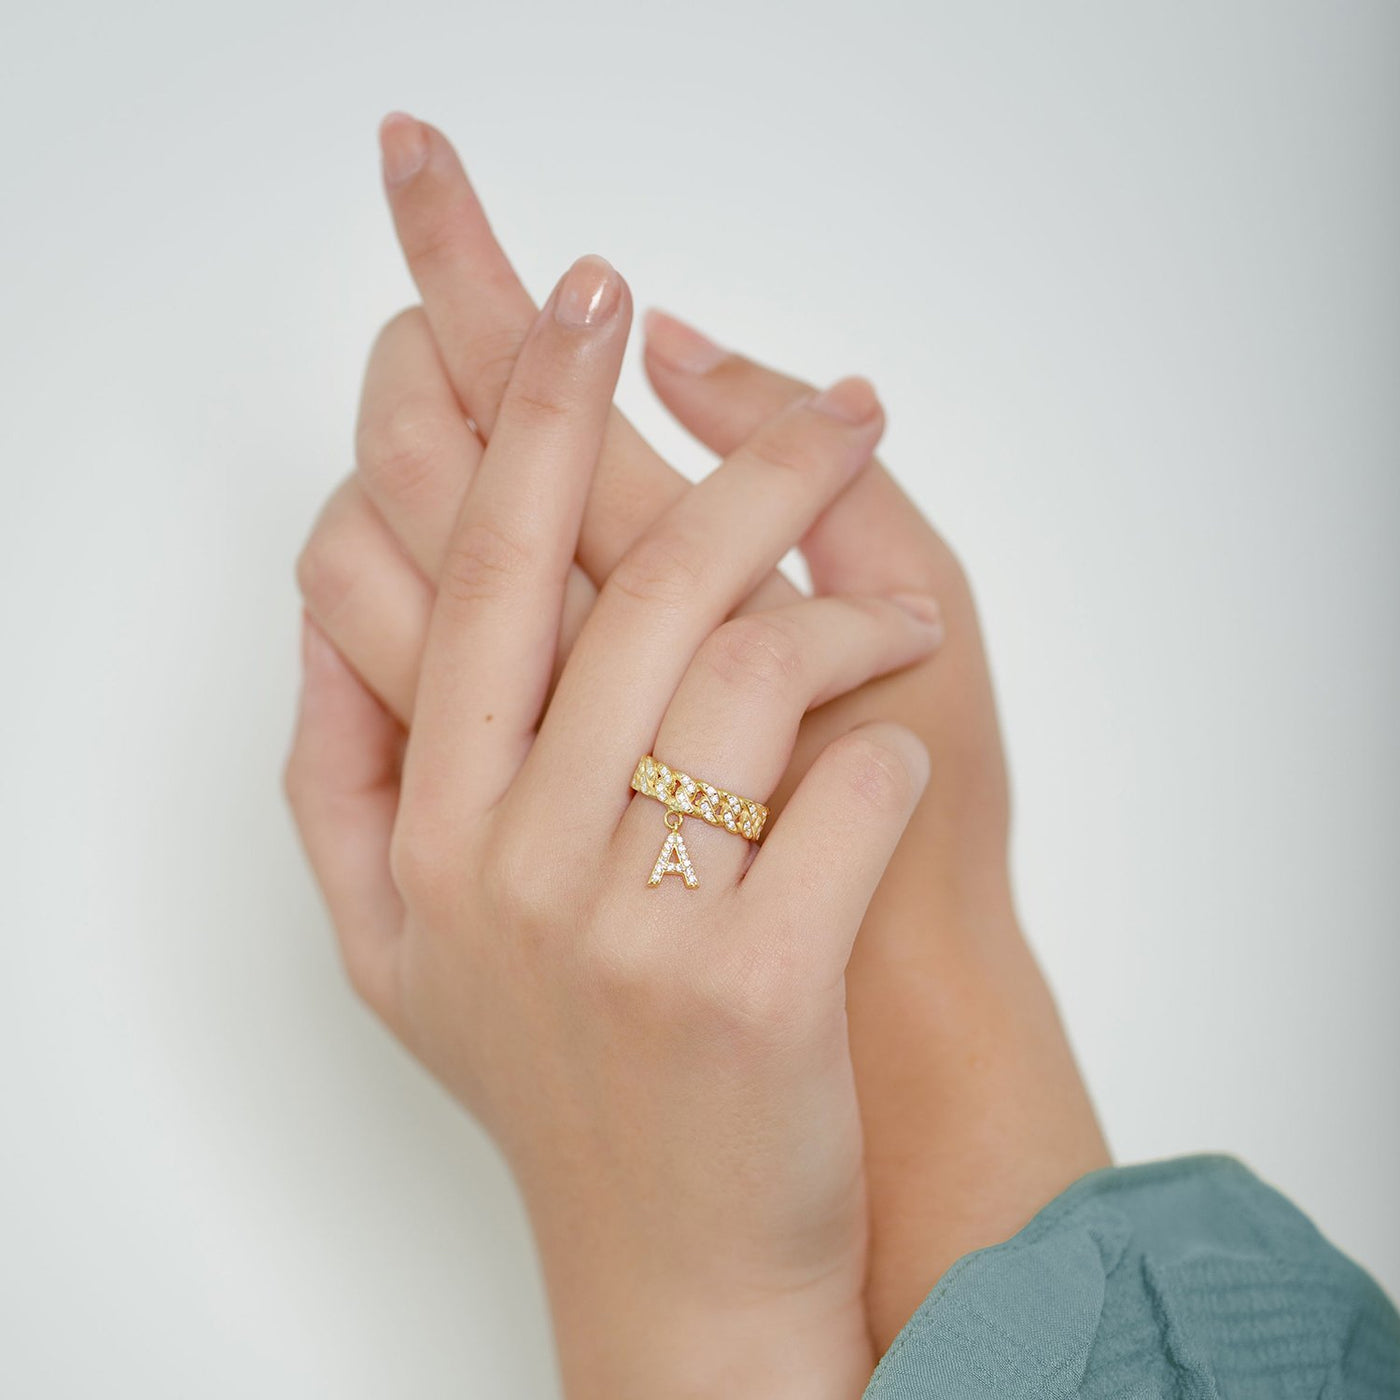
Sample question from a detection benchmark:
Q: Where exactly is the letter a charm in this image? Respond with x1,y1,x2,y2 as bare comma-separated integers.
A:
648,811,699,889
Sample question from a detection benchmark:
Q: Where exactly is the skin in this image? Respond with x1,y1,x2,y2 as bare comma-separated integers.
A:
291,114,1110,1366
288,251,945,1397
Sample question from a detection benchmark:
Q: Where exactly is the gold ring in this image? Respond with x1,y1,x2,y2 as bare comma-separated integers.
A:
630,755,768,890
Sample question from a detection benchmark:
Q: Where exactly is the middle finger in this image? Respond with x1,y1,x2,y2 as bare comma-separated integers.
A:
519,378,886,823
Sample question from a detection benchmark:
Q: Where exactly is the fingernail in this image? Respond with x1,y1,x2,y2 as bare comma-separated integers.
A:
554,254,622,328
890,593,945,641
809,376,881,425
380,112,428,187
643,308,728,374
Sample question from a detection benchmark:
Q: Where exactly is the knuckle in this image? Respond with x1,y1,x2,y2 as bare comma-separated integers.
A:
370,305,430,357
295,525,354,621
580,925,802,1044
504,381,571,428
439,518,532,606
280,749,311,815
581,925,669,1005
895,540,967,602
487,835,558,937
700,614,804,697
606,529,705,610
337,939,389,1017
398,211,466,271
698,945,802,1036
744,428,813,479
832,731,923,814
387,817,443,908
356,394,451,501
462,327,528,422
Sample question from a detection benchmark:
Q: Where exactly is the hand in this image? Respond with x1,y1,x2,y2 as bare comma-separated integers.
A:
299,114,1109,1350
286,253,946,1397
637,319,1113,1335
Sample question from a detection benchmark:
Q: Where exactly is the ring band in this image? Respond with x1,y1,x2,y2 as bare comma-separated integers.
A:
631,755,769,839
630,755,769,890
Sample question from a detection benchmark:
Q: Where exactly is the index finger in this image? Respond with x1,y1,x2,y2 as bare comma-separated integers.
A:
377,114,800,615
402,255,630,826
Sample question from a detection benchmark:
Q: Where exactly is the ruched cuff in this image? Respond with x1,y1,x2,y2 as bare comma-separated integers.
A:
864,1155,1400,1399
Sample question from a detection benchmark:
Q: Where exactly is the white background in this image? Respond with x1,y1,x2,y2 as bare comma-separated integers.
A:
2,2,1396,1394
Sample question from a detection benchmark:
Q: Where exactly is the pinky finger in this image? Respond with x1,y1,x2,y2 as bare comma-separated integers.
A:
741,722,930,972
283,612,405,1025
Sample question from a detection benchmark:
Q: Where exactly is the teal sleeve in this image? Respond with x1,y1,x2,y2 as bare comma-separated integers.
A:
863,1154,1400,1399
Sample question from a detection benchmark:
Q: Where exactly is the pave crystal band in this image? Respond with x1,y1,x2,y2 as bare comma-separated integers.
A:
631,755,768,890
630,755,769,842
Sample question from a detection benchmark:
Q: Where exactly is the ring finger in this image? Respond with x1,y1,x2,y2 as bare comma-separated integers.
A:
354,305,484,579
613,593,943,892
295,477,434,723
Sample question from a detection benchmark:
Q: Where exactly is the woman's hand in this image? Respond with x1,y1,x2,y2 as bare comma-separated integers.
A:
286,253,944,1397
295,114,1109,1349
636,318,1114,1337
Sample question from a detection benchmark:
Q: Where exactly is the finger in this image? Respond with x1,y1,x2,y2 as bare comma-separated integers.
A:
355,306,483,580
379,113,534,436
524,377,885,821
614,595,943,891
355,303,606,652
377,115,798,613
295,477,434,724
557,567,599,676
742,722,930,973
643,308,947,595
404,255,630,823
283,613,405,1023
297,476,595,728
643,309,1006,902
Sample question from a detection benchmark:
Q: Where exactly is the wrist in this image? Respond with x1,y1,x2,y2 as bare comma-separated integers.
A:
547,1280,874,1400
515,1105,876,1399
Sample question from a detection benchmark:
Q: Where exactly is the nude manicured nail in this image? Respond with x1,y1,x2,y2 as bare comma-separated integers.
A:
643,308,728,374
554,254,622,328
809,377,881,425
380,112,428,187
890,593,945,641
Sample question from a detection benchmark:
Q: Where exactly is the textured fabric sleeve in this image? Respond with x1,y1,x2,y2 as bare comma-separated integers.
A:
863,1154,1400,1399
